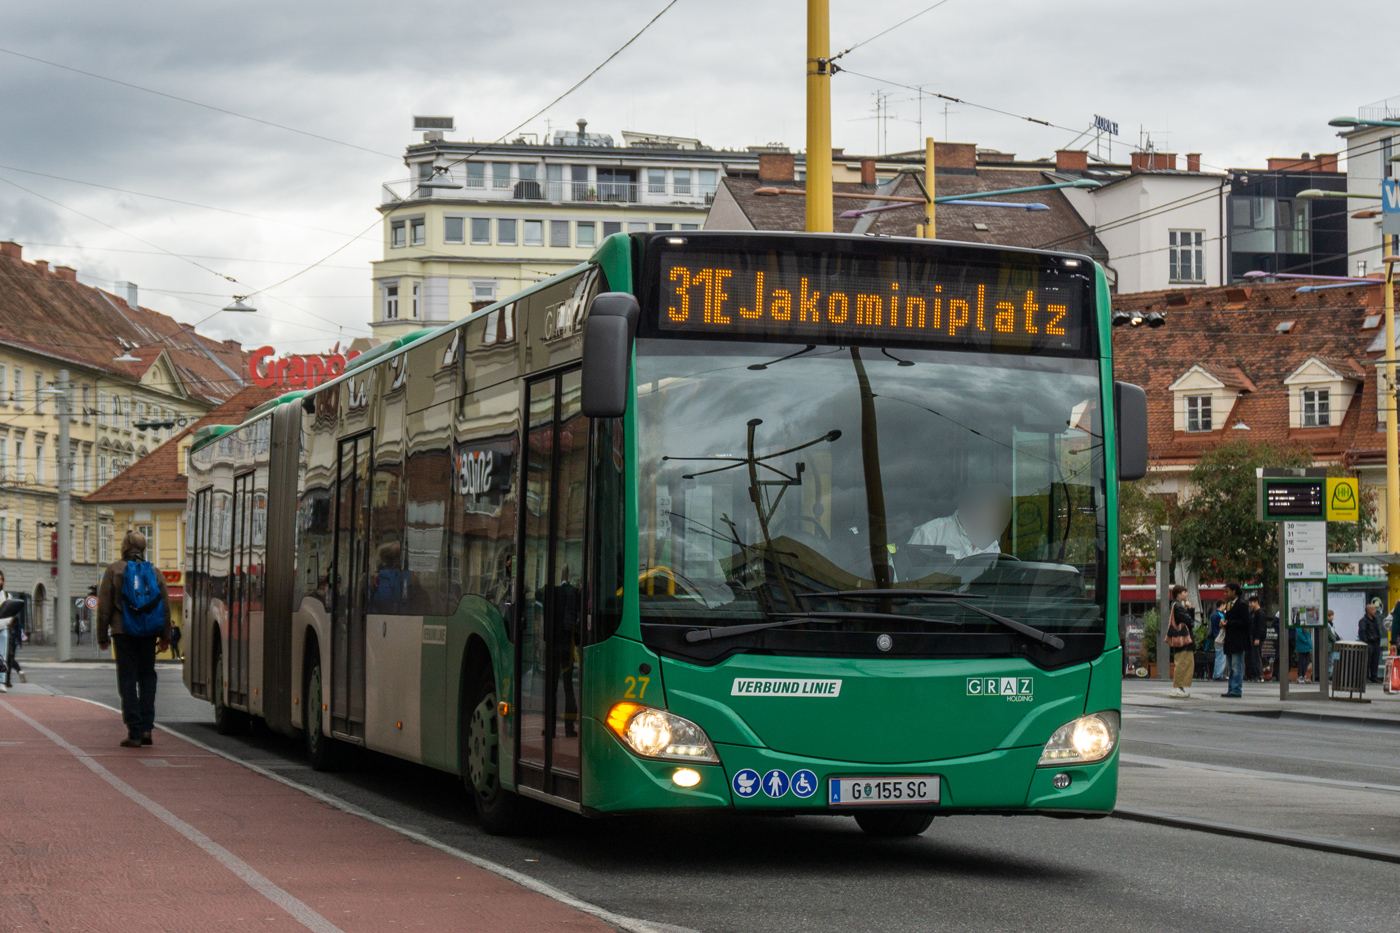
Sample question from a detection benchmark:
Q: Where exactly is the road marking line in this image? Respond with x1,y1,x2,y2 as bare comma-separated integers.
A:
0,700,346,933
62,695,688,933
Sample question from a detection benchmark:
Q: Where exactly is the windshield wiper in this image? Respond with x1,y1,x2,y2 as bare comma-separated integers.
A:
798,590,1064,650
685,616,846,643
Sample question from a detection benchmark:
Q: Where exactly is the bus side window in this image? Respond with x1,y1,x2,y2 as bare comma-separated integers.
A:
450,378,520,629
588,417,625,643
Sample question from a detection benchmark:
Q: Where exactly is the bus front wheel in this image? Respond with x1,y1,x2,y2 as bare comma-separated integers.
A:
464,667,527,835
854,811,935,837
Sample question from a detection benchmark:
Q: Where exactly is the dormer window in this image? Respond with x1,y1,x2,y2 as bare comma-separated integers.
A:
1186,395,1212,432
1301,388,1329,428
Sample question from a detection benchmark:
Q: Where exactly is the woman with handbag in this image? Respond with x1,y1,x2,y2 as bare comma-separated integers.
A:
1167,584,1197,697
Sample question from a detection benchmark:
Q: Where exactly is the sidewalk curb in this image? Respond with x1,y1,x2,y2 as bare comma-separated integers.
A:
1218,708,1400,731
59,695,687,933
1113,807,1400,864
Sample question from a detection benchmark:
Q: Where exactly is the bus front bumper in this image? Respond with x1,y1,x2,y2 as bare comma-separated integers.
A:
582,719,1118,815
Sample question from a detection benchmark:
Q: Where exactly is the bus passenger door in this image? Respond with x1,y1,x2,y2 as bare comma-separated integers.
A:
331,433,371,741
517,369,588,802
188,487,212,698
228,471,254,708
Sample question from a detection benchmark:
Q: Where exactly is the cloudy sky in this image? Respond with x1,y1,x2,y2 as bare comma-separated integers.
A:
0,0,1392,350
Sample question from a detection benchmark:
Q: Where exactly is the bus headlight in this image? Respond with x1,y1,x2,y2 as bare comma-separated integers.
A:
606,702,719,763
1038,710,1120,766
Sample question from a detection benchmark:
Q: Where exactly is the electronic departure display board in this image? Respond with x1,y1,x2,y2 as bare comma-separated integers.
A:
1262,479,1326,520
648,240,1092,355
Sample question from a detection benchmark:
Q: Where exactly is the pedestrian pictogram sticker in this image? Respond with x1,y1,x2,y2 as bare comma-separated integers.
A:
762,769,790,798
1326,477,1359,522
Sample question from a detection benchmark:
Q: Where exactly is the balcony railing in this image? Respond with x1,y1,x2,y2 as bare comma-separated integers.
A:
382,175,718,207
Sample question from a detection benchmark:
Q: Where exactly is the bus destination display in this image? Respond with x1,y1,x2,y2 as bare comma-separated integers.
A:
656,249,1086,352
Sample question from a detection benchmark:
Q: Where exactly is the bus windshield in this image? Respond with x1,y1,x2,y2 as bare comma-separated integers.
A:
634,339,1106,644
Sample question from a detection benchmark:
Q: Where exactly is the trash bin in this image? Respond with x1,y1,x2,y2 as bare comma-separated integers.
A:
1332,641,1369,700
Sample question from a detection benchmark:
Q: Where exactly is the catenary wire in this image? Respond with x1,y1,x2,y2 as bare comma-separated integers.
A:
830,0,957,62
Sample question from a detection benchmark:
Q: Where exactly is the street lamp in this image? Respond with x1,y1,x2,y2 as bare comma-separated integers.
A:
1328,116,1400,130
1296,188,1381,200
222,297,258,313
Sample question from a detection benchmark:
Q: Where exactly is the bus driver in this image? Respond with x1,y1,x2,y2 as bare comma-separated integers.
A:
908,482,1012,561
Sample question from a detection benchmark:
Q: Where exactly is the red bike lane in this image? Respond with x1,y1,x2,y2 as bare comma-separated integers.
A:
0,695,612,933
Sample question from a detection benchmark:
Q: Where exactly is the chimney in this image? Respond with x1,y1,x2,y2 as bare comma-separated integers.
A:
54,265,77,282
758,152,796,182
1055,150,1089,172
118,281,138,308
34,259,49,274
223,338,242,353
1318,152,1339,173
832,148,844,159
0,241,20,261
577,118,588,137
1130,151,1177,172
860,159,877,187
1185,153,1201,172
933,141,976,171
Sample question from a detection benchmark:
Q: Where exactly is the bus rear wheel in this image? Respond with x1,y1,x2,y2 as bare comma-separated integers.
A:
303,661,340,772
463,666,527,835
212,641,248,736
854,811,935,837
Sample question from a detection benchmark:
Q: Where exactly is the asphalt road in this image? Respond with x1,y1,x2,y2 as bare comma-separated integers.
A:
23,664,1400,933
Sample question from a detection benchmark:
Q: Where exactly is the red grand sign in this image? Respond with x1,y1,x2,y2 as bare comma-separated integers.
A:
248,346,361,390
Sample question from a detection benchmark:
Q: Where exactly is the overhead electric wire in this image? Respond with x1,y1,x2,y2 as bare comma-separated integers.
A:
0,163,380,241
830,0,956,62
0,46,400,160
10,241,364,270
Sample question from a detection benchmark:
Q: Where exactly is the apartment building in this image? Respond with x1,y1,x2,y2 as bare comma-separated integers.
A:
370,120,755,338
0,241,247,640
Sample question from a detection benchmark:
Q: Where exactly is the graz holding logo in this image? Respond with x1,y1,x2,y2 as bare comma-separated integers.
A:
967,676,1034,701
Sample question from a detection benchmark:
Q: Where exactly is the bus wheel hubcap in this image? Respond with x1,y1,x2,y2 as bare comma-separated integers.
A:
468,694,498,799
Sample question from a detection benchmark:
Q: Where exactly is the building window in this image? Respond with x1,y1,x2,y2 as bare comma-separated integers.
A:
98,452,108,483
0,363,6,404
498,218,517,245
34,371,44,414
466,162,485,188
571,164,589,200
81,385,91,423
0,436,6,478
383,283,399,320
628,222,649,233
603,221,622,238
409,218,425,246
654,223,674,232
524,220,544,246
576,221,597,249
673,169,691,195
390,220,406,248
470,218,492,245
15,520,22,561
1186,395,1212,432
491,163,511,189
97,391,108,427
648,168,667,194
0,518,5,558
680,223,699,231
472,280,497,303
411,282,421,319
35,441,44,484
699,169,718,201
1302,388,1330,427
444,216,465,244
99,522,112,564
550,220,570,247
1170,230,1204,283
12,367,21,410
83,449,91,491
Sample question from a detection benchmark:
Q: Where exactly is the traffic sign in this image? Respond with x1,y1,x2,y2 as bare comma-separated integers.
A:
1384,179,1400,236
85,595,98,610
1326,477,1360,522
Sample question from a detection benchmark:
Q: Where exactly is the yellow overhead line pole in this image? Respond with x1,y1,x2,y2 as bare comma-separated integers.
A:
924,136,936,238
805,0,833,233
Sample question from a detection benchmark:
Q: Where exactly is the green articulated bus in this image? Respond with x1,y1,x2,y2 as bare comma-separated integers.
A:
185,231,1148,836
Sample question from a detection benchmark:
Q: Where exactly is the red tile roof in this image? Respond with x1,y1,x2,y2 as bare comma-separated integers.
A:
0,250,248,404
83,385,278,504
1112,279,1393,467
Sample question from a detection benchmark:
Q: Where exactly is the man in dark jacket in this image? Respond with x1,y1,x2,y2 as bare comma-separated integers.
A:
1247,595,1266,681
1220,582,1250,697
96,531,172,747
1359,602,1384,684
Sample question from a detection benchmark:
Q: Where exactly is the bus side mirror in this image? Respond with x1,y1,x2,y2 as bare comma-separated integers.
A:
581,292,641,418
1115,381,1148,481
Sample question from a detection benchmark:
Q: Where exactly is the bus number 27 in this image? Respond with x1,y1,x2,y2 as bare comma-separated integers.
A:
624,676,650,700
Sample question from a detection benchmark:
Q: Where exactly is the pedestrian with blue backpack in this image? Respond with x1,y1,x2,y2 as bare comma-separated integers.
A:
96,530,171,748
